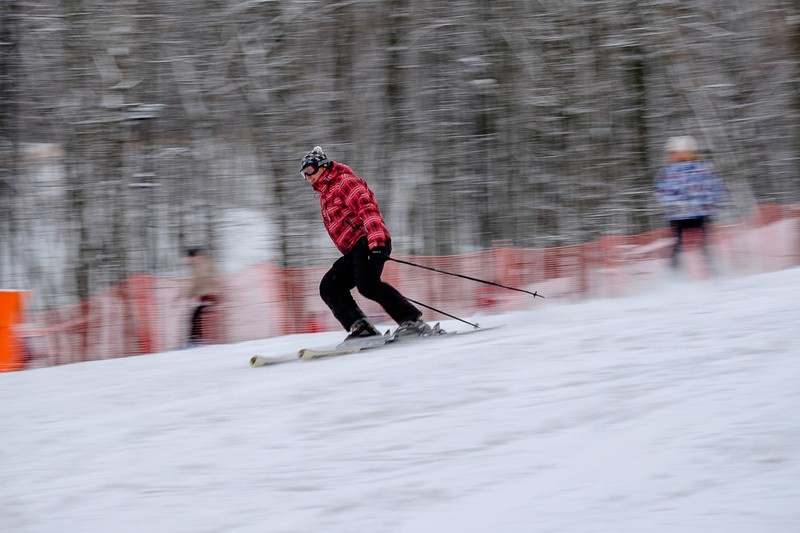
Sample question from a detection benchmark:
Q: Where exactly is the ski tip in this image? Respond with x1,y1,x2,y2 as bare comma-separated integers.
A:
251,354,298,366
251,355,278,367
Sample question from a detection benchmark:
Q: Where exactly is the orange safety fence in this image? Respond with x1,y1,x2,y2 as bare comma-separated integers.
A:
11,203,800,370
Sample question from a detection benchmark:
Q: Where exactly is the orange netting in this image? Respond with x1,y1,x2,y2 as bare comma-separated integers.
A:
15,204,800,369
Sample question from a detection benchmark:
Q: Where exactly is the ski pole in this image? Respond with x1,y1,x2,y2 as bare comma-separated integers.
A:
406,297,480,329
389,257,545,299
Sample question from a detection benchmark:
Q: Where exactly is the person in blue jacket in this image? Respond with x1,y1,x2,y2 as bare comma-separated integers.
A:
654,136,729,271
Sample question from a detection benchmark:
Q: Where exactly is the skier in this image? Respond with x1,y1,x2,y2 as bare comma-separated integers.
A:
654,136,729,273
181,248,219,346
299,146,430,341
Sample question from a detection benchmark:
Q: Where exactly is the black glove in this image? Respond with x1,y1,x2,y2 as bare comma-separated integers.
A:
368,246,390,262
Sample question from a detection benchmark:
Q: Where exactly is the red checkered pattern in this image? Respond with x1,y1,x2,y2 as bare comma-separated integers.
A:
312,161,390,254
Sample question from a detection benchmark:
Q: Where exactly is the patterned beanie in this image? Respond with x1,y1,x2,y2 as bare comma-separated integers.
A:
300,146,330,173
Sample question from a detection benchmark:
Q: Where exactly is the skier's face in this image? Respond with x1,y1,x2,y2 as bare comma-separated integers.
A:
668,150,696,163
302,165,323,184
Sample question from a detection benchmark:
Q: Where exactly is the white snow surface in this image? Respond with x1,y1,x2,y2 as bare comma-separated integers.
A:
2,269,799,533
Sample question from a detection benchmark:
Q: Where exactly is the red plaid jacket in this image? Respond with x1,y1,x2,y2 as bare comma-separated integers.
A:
312,161,390,254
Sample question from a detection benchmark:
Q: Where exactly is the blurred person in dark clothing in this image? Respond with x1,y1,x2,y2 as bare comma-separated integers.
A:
299,146,430,342
182,248,219,346
654,136,729,272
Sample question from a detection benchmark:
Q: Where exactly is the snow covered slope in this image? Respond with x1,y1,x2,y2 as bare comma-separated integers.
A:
2,270,799,532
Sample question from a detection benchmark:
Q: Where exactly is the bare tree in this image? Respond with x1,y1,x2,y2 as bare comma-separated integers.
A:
4,0,799,309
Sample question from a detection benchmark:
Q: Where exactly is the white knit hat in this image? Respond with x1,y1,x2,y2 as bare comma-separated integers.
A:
665,136,698,153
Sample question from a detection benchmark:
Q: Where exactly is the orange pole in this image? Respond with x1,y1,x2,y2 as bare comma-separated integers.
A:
129,274,161,354
0,290,27,372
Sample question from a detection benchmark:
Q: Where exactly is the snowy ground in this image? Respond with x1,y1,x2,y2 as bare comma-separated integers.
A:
2,269,799,533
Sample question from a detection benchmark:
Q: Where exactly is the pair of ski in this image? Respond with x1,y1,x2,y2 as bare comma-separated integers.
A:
249,323,503,367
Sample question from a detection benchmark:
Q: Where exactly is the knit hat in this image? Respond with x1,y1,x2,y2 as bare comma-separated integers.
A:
300,146,330,173
665,136,698,153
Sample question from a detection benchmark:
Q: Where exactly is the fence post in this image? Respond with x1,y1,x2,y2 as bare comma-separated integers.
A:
792,204,800,267
0,290,28,372
599,235,626,296
129,274,161,354
492,240,519,289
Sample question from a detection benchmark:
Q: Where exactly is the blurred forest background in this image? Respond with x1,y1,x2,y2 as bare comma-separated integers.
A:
1,0,798,310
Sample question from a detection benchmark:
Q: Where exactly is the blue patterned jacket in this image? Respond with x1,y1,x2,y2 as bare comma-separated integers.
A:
654,161,728,220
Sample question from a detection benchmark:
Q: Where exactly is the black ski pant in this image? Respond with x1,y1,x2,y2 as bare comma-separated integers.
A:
189,296,217,344
670,216,712,268
189,305,206,342
320,237,420,331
